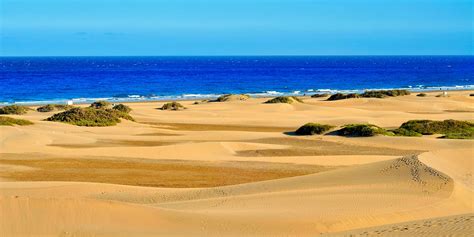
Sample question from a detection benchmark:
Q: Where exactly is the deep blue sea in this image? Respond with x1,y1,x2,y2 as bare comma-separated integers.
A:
1,56,473,105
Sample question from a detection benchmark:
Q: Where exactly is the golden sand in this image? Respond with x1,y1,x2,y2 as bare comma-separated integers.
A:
1,90,473,236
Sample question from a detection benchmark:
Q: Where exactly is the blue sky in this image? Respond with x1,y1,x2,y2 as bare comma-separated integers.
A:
1,0,472,56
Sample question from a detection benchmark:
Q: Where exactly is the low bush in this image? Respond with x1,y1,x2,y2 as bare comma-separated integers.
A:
160,102,186,110
0,116,34,126
214,94,250,102
470,93,474,97
441,131,474,139
416,93,427,97
90,101,111,109
295,123,334,135
360,90,410,98
327,93,360,101
112,104,131,113
194,100,209,105
311,93,330,98
265,96,303,104
0,105,29,115
398,119,474,136
46,107,134,126
337,124,388,137
37,104,74,112
391,128,422,137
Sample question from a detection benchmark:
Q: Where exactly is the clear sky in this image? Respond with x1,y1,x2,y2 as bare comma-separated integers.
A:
1,0,472,56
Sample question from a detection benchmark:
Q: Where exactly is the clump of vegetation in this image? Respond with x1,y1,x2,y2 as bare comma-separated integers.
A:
46,107,134,126
0,105,29,115
214,94,250,102
264,96,303,104
37,104,74,112
435,92,449,98
311,93,330,98
327,93,360,101
194,100,209,105
90,101,111,109
416,93,427,97
360,89,410,98
0,116,34,126
397,120,473,139
391,128,422,137
337,124,389,137
160,102,186,110
470,93,474,97
112,104,131,113
295,123,334,135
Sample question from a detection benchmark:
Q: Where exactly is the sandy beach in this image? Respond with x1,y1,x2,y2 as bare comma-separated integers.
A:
1,90,473,236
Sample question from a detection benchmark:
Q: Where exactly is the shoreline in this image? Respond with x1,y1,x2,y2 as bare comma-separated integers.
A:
4,87,474,106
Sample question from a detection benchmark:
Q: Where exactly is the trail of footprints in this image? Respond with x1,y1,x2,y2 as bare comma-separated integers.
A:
338,215,473,236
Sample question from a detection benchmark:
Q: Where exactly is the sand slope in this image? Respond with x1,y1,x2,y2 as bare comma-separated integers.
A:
1,90,473,236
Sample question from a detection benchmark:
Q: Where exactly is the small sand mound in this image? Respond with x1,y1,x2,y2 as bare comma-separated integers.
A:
214,94,250,102
381,155,452,193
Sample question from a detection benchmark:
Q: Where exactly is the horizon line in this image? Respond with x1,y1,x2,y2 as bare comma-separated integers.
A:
1,54,473,58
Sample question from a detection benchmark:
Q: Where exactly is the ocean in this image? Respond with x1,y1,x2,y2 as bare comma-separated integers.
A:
0,56,472,105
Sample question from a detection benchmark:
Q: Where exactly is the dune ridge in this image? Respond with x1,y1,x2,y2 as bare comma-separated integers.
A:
1,90,473,236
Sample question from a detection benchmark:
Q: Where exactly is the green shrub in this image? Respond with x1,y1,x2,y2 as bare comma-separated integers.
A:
398,119,474,136
0,105,29,115
441,131,474,139
416,93,427,97
360,90,411,98
295,123,335,135
0,116,34,126
160,102,186,110
112,104,132,113
105,108,135,121
391,128,422,137
215,94,250,102
337,124,388,137
311,93,330,98
37,104,74,112
90,101,111,109
46,107,134,126
327,93,360,101
193,100,209,105
265,96,303,104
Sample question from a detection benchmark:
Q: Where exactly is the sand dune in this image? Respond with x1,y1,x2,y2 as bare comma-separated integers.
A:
1,90,473,236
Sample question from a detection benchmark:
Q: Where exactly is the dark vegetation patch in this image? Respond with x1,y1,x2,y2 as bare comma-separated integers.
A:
360,89,410,98
160,102,186,110
90,101,112,109
327,90,411,101
0,116,34,126
214,94,250,102
0,105,29,115
397,119,473,139
327,93,360,101
295,123,334,135
416,93,427,97
37,104,74,112
112,104,132,113
311,93,330,98
264,96,303,104
46,107,134,126
336,124,391,137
